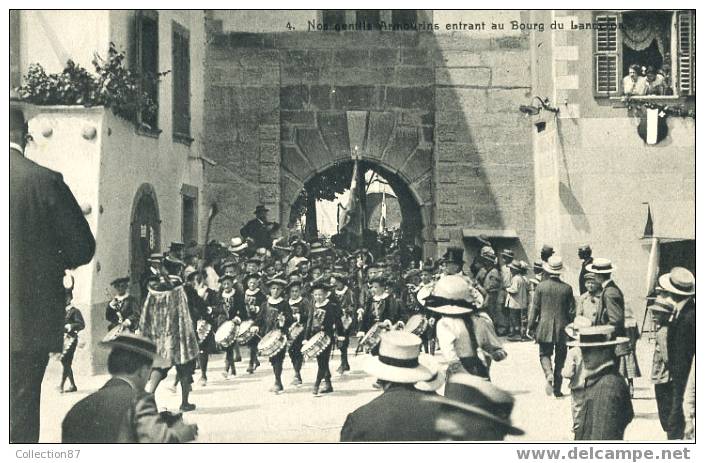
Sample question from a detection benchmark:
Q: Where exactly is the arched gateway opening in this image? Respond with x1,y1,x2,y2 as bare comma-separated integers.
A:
287,160,425,262
279,110,435,259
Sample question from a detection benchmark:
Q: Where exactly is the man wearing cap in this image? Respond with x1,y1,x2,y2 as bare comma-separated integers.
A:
443,247,486,308
570,326,634,440
540,244,554,263
427,373,524,440
505,260,529,341
647,295,675,436
528,256,576,398
240,205,273,250
258,278,293,393
10,106,96,443
499,250,514,331
62,334,198,443
577,245,593,295
218,273,246,378
479,251,505,334
658,267,696,439
576,273,601,323
340,332,447,441
331,269,355,374
286,276,310,385
106,277,140,333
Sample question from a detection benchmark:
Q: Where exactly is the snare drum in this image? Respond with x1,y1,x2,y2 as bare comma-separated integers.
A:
287,322,305,347
102,324,124,343
214,320,239,347
404,314,428,336
196,319,212,343
300,331,331,361
236,320,257,345
358,322,389,353
60,334,77,361
257,329,287,358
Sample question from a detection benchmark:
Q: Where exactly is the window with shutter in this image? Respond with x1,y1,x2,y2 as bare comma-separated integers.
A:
677,10,694,96
593,14,620,97
133,10,159,130
172,21,191,142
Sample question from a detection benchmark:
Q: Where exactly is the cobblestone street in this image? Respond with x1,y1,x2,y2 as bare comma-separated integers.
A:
39,337,664,442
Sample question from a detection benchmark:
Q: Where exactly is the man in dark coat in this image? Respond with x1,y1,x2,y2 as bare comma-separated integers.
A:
528,256,575,397
10,107,96,443
658,267,696,439
577,244,593,295
340,332,444,441
62,334,198,443
105,276,141,332
587,258,625,336
240,205,273,250
570,326,633,440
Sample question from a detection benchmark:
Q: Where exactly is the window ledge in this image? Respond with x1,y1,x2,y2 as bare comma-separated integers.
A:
173,132,194,146
136,124,161,139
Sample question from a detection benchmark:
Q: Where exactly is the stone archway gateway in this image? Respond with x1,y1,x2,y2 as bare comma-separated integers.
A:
129,183,161,300
280,110,435,254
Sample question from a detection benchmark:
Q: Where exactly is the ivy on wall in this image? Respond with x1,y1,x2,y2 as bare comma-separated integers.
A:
15,43,169,125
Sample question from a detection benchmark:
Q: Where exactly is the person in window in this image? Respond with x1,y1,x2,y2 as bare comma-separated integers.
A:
657,63,674,96
623,64,646,96
644,66,667,96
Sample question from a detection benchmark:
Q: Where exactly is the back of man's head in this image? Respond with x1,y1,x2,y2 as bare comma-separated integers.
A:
107,347,153,375
10,107,28,149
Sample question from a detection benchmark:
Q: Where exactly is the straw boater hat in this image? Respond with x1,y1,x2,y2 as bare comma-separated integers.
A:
364,331,434,383
243,272,261,284
424,373,524,435
309,276,331,292
424,274,478,315
585,257,615,274
309,242,329,255
533,259,544,272
148,252,163,264
414,353,445,393
228,237,248,253
266,277,287,288
566,325,628,348
564,315,593,339
508,260,522,272
543,255,564,275
100,333,169,368
658,267,695,296
287,275,304,289
501,249,514,259
648,295,676,314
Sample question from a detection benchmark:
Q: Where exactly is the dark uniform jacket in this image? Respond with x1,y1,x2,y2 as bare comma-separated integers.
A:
575,363,634,440
218,288,247,326
594,280,625,336
340,384,447,441
665,298,696,439
105,295,141,331
361,293,401,332
528,277,575,343
64,307,85,337
332,286,356,335
10,150,96,353
305,300,343,339
258,298,293,334
244,289,267,328
240,218,272,250
62,377,191,443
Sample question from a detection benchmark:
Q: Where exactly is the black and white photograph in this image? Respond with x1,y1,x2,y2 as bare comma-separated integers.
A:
6,5,697,449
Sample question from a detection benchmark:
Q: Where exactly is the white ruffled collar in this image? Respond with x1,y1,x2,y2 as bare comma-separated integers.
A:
221,288,235,298
289,296,303,305
314,299,330,308
268,296,284,305
372,292,389,302
245,288,261,296
335,286,349,296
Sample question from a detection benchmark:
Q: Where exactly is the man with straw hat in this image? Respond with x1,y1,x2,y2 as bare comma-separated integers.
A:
561,316,593,436
425,373,524,440
646,295,676,437
340,331,446,441
528,255,575,398
586,258,624,335
62,333,197,443
657,267,695,440
568,326,633,440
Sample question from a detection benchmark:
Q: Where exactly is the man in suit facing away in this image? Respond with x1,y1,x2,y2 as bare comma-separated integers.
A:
10,106,96,443
528,255,575,398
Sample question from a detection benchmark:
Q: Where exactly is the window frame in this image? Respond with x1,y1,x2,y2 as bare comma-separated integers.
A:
592,10,695,101
133,10,161,134
171,20,192,145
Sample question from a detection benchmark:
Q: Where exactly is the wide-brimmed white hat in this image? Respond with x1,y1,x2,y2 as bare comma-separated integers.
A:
424,373,524,435
364,331,433,383
647,295,676,314
564,315,593,339
658,267,695,296
228,237,248,253
566,325,629,348
414,353,445,393
585,257,615,274
424,274,478,315
543,255,564,275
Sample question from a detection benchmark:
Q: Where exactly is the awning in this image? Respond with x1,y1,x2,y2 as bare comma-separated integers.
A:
462,228,518,240
642,201,695,242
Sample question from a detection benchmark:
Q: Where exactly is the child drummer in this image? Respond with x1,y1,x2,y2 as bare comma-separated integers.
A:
258,278,293,394
330,268,354,375
219,274,246,379
305,278,344,396
61,289,85,393
287,275,311,386
243,272,266,373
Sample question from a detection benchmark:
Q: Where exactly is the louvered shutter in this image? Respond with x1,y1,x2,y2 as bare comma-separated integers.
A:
677,10,695,96
593,14,620,97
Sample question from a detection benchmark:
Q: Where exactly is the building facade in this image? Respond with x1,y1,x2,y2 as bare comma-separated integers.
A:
10,10,694,372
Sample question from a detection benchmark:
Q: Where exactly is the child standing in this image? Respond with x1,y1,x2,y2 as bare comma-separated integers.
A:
60,290,85,393
561,316,592,437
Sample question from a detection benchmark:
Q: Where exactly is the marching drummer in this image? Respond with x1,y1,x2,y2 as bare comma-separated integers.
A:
258,278,293,394
219,274,246,379
330,268,354,375
194,270,222,387
105,276,140,333
305,278,344,396
60,289,85,393
287,275,310,386
419,263,438,355
243,272,266,374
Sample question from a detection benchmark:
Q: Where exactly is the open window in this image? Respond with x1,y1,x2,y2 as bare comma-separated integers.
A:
593,10,694,98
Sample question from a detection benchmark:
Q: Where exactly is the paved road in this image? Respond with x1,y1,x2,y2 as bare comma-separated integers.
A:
39,337,664,442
